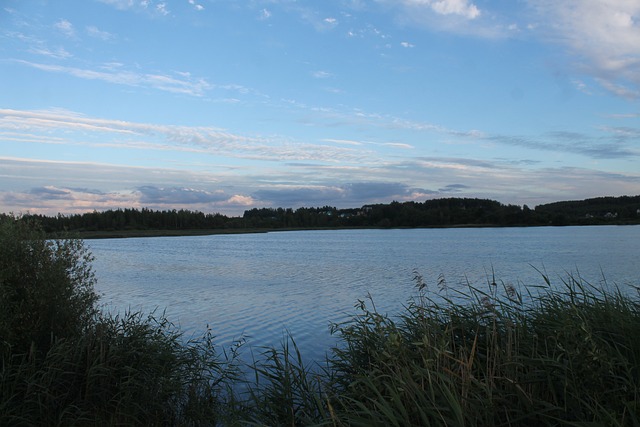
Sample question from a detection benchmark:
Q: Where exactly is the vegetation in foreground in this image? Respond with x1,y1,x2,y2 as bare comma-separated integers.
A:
1,215,639,426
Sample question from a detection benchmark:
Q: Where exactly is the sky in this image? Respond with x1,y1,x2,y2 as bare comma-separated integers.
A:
1,0,639,216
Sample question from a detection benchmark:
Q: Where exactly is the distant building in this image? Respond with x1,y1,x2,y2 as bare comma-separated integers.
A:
358,206,374,216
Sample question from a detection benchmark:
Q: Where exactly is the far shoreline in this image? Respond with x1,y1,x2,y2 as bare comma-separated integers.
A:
58,222,640,240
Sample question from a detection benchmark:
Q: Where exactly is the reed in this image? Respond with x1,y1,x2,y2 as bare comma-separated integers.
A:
3,271,639,425
243,333,332,426
324,271,640,426
1,309,244,425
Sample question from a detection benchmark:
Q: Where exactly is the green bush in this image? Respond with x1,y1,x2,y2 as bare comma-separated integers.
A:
0,215,98,356
0,216,243,425
1,310,242,425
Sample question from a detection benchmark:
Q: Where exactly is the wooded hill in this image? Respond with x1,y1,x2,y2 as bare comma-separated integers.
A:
6,195,640,235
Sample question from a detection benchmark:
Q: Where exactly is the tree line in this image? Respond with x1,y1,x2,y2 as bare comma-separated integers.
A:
5,195,640,234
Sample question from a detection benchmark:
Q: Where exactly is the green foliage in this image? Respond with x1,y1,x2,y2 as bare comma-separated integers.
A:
245,334,331,426
0,215,98,355
1,310,243,425
0,217,243,426
324,272,640,426
535,195,640,223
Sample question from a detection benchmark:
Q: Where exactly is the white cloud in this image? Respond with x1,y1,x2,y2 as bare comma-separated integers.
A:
400,41,414,48
382,142,414,149
322,138,364,146
0,158,261,215
596,78,640,99
323,17,339,29
2,151,639,216
0,186,140,215
571,79,592,95
188,0,204,11
54,19,75,37
403,0,481,20
98,0,173,16
98,0,136,10
260,8,272,20
0,109,369,164
156,2,169,15
13,60,212,97
529,0,640,98
86,25,114,40
312,70,333,79
322,138,413,149
386,0,508,38
430,0,480,19
28,46,72,59
226,194,256,206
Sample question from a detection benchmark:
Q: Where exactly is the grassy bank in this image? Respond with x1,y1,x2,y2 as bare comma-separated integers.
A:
2,216,639,425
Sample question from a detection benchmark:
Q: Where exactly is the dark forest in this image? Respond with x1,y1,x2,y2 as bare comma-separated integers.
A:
6,195,640,235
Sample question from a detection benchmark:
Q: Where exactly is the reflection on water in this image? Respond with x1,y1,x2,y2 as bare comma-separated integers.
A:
89,226,640,363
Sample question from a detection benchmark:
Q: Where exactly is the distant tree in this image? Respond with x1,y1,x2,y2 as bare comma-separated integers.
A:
10,194,640,234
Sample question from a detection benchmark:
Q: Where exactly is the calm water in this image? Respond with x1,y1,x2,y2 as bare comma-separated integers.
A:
88,226,640,363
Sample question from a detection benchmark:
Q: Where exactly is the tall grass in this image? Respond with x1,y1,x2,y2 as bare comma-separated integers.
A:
3,271,640,426
243,334,331,426
0,310,244,426
1,214,245,425
324,271,640,426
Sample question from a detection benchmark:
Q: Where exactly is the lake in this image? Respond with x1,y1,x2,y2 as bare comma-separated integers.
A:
88,225,640,363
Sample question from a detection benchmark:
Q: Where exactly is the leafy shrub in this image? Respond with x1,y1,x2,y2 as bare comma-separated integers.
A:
0,215,98,356
0,216,243,425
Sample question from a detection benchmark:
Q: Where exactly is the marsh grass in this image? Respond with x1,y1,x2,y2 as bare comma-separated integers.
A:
1,309,244,426
242,334,331,426
323,271,640,426
4,270,638,426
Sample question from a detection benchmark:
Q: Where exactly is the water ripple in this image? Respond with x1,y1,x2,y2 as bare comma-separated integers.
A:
90,227,640,364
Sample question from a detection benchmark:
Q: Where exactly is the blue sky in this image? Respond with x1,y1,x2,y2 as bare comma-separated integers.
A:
1,0,639,216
